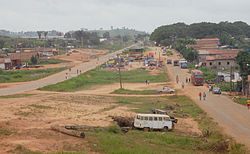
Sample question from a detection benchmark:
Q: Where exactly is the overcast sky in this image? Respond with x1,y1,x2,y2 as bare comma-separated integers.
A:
0,0,249,33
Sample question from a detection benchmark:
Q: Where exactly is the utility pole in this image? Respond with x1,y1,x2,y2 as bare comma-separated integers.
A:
216,64,218,84
230,66,232,93
118,55,123,89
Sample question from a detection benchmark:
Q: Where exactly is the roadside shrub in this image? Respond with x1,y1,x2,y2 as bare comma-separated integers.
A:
107,125,121,134
217,82,230,92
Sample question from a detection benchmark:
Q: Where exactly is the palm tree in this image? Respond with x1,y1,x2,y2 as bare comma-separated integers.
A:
44,31,48,40
37,31,42,39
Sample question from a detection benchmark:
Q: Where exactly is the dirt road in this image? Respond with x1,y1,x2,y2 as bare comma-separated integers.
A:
166,49,250,149
0,44,138,96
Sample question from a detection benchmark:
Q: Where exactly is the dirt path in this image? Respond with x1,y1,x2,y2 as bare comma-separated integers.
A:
165,48,250,150
0,44,138,96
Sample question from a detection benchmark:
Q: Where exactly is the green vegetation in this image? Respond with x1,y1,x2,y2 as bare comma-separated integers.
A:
166,50,173,56
29,104,52,109
0,94,34,98
111,88,157,95
0,127,12,135
150,21,250,49
28,58,69,65
217,82,231,92
58,50,67,55
200,67,216,82
30,55,38,64
85,95,245,153
236,51,250,93
233,97,250,106
0,67,66,83
39,69,168,92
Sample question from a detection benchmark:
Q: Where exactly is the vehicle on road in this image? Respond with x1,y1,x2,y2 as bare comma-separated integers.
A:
133,114,173,131
173,60,179,66
156,87,175,94
167,59,172,64
213,87,221,94
180,62,188,69
179,59,188,69
191,70,204,86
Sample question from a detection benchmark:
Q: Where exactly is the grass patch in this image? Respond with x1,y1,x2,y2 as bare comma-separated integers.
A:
0,94,34,98
29,104,52,109
15,111,31,117
0,67,67,83
83,95,246,153
111,88,157,95
39,69,168,92
233,97,250,106
28,58,69,65
58,50,67,55
0,127,12,135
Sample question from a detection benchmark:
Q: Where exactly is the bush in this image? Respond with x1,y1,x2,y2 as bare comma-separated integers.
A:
107,125,121,134
217,82,231,92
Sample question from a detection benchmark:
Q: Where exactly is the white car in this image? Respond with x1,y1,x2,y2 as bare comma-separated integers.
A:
156,87,175,94
133,114,173,131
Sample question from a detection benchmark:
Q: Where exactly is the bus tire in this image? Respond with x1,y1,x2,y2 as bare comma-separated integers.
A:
143,127,150,132
162,126,168,132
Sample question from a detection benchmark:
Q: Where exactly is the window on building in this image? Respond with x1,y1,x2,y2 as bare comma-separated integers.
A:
210,62,212,66
227,62,230,65
218,62,221,65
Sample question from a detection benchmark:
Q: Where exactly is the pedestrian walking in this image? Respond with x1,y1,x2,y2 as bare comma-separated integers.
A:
148,80,150,85
69,68,71,72
209,85,211,92
203,92,206,100
199,92,202,100
247,100,250,110
176,75,179,84
65,73,68,80
182,82,184,89
145,80,148,85
77,69,79,74
186,77,188,83
80,70,82,74
189,78,191,82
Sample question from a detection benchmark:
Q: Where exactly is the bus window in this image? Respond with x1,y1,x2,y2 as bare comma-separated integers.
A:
144,117,148,120
140,116,143,120
159,117,162,121
154,117,158,121
137,115,140,119
149,117,153,121
163,117,170,121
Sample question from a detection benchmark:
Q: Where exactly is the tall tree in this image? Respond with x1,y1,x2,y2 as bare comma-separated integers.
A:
37,31,42,39
44,31,48,39
236,50,250,94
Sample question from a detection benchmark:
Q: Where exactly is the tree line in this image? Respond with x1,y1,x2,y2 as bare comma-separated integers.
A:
150,21,250,62
150,21,250,48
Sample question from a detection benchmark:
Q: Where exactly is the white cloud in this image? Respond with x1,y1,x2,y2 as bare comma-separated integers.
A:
0,0,249,32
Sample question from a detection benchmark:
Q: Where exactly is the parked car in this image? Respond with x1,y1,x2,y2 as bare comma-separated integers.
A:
213,87,221,94
156,87,175,94
167,60,172,64
173,60,179,66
